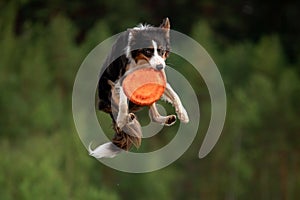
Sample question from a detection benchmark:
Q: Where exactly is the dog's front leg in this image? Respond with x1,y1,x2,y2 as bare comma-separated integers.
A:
149,102,176,126
117,87,135,128
163,83,189,123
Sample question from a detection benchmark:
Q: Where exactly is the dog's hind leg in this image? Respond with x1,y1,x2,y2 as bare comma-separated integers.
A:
112,116,142,151
149,102,176,126
88,116,142,158
89,87,142,159
117,87,134,129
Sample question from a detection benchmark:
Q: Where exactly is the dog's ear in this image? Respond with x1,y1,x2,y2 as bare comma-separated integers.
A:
127,28,136,39
126,29,137,57
160,18,170,30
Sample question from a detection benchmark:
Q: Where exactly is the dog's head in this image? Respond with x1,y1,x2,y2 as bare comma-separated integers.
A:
126,18,170,71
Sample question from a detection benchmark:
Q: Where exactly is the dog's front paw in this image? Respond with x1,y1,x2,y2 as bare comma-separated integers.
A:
165,115,176,126
177,108,189,123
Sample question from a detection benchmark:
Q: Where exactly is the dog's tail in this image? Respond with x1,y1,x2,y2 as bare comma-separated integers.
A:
89,142,122,158
89,114,142,159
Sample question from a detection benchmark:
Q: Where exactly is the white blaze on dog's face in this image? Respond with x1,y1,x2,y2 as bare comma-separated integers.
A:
126,18,170,70
149,40,166,70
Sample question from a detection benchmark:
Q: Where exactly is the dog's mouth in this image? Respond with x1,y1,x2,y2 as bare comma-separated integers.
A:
136,58,149,66
135,59,164,71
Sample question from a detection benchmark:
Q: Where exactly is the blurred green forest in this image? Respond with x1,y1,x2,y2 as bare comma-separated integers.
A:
1,0,300,199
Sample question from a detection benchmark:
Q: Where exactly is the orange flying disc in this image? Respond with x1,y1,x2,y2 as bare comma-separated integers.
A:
122,68,166,106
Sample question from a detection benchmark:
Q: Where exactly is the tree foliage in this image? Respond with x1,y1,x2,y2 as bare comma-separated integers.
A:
0,0,300,199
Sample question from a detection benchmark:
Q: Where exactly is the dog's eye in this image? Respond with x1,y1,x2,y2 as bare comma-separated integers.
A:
158,49,170,57
165,50,170,57
142,48,154,57
157,49,165,56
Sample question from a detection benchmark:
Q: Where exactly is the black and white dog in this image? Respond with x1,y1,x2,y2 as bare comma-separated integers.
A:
89,18,189,158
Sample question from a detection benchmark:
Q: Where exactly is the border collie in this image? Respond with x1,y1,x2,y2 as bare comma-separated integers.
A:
90,18,189,158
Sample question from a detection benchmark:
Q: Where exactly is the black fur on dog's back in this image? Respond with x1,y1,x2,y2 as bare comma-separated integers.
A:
97,31,129,113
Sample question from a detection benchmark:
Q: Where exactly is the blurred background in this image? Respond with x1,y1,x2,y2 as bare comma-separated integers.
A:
1,0,300,199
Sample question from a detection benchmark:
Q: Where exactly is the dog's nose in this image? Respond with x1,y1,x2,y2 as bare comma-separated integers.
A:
156,64,164,70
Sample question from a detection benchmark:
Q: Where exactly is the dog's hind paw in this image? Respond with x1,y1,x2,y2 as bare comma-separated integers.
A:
128,113,136,122
117,113,137,129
